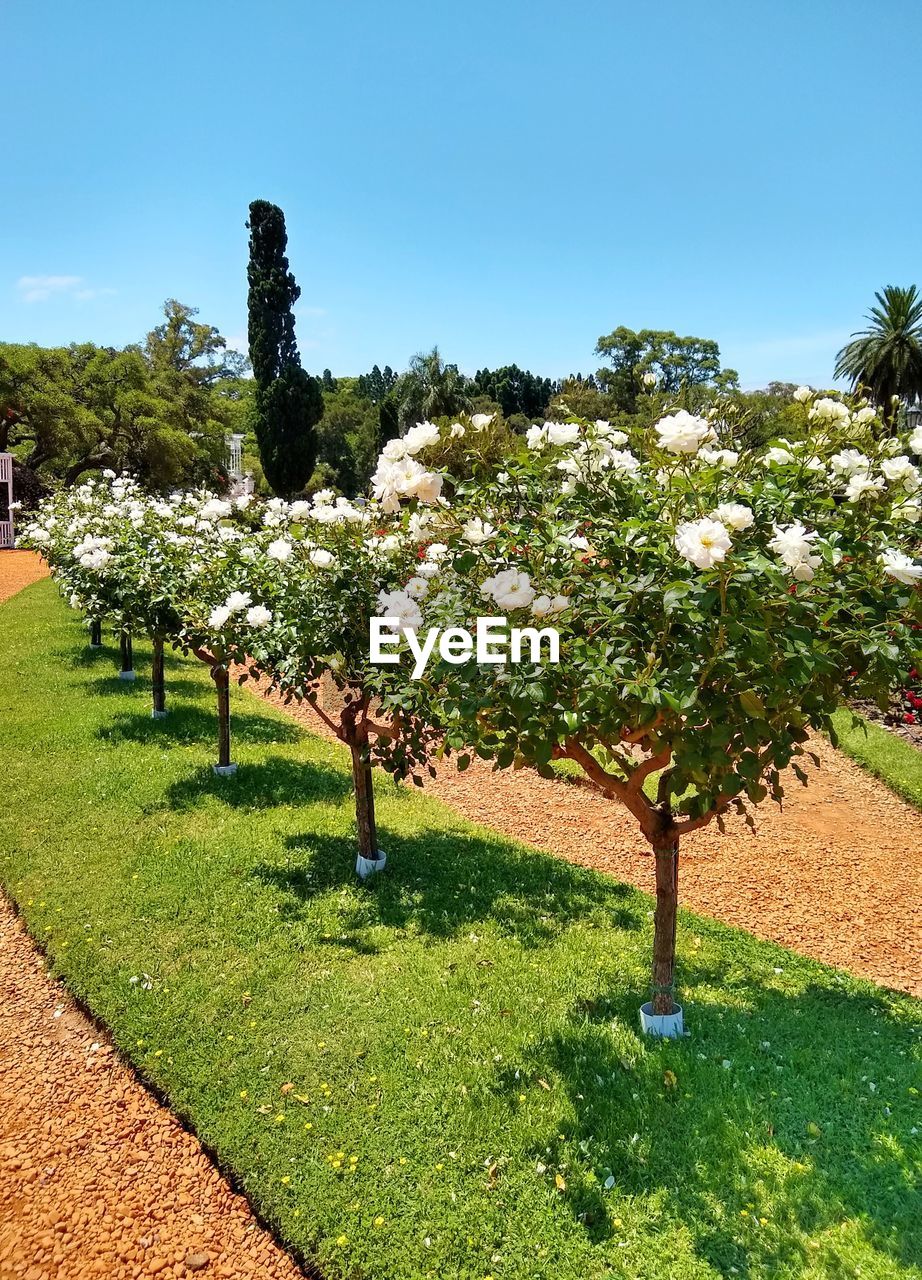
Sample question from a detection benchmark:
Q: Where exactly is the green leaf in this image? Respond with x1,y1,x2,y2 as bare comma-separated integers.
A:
739,690,767,718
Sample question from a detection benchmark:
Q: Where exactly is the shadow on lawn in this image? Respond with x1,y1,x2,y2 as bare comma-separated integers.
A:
100,704,303,748
517,968,920,1275
252,824,643,948
165,754,351,810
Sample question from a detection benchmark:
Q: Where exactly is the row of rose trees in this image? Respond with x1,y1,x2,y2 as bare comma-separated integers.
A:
24,394,922,1033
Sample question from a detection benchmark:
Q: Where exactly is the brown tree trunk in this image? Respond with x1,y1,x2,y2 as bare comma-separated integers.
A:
151,635,166,714
90,618,102,647
349,738,378,859
119,629,133,674
651,839,679,1015
213,664,231,768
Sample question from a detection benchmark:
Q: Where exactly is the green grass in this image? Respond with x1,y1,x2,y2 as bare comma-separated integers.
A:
1,580,920,1280
831,708,922,810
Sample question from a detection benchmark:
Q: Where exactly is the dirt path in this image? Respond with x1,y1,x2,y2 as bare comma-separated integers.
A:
0,904,306,1280
254,679,922,998
0,551,48,604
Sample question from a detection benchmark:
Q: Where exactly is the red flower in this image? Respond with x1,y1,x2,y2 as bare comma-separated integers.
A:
904,713,917,725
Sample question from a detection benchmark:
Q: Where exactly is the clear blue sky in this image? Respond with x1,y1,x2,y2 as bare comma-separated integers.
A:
4,0,920,388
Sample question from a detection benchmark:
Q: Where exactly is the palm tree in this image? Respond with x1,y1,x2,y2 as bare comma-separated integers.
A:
835,285,922,410
397,347,472,430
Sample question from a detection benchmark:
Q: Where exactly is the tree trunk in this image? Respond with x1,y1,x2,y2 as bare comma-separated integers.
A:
213,664,231,768
651,839,679,1015
90,618,102,647
349,738,378,859
151,635,166,714
119,629,133,674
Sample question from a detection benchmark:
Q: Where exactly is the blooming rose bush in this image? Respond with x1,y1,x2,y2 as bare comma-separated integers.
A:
367,394,922,1013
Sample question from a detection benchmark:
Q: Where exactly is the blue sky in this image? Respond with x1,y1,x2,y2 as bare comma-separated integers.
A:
4,0,920,388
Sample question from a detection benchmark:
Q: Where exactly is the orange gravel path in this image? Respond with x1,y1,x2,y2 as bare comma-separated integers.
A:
0,905,307,1280
253,678,922,998
0,550,49,603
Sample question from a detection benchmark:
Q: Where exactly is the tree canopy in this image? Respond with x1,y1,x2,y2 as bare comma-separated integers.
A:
835,285,922,411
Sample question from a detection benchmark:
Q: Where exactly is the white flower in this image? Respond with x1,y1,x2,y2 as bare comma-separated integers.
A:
200,498,232,519
404,575,429,599
698,447,739,468
225,590,252,613
245,604,273,627
402,421,441,455
607,449,642,478
313,489,335,506
545,422,581,447
481,568,536,610
470,413,494,431
655,411,716,455
267,538,293,561
309,548,336,568
208,605,232,629
768,521,821,580
408,469,443,504
711,502,754,531
893,498,922,523
234,493,253,510
593,421,629,446
853,406,877,425
380,437,408,461
289,500,312,521
526,423,549,450
830,448,871,478
763,446,795,466
880,549,922,585
376,589,423,631
531,593,568,618
102,468,117,479
793,386,812,403
462,517,496,545
425,542,448,562
845,473,886,503
809,396,849,425
449,422,466,438
909,425,922,455
881,456,921,493
642,371,657,388
674,518,732,569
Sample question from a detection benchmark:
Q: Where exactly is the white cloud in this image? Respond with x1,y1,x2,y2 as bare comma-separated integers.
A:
16,274,115,304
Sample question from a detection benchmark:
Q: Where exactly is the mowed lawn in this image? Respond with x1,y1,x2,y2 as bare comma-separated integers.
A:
1,580,920,1280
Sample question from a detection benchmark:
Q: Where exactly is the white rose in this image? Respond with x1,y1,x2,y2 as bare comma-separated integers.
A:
449,422,465,439
674,518,732,570
880,549,922,585
881,456,921,492
845,474,886,503
225,590,252,613
711,503,754,531
482,568,535,610
655,411,716,455
909,425,922,455
763,446,795,466
267,538,293,561
309,548,336,568
376,589,423,631
470,413,494,431
526,423,549,450
404,576,429,600
793,386,812,403
462,517,496,545
245,604,273,627
545,422,581,447
402,421,441,455
809,397,849,425
208,605,232,629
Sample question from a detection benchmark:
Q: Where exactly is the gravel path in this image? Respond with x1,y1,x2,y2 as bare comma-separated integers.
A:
0,551,49,604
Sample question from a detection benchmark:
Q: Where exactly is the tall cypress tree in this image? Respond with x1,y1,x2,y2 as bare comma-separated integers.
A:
246,200,323,496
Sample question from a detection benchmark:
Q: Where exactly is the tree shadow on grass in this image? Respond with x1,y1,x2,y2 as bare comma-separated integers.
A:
514,962,921,1276
251,824,643,950
164,755,352,811
99,704,303,748
82,672,209,699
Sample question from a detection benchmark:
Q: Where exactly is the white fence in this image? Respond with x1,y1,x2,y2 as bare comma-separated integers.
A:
0,454,13,547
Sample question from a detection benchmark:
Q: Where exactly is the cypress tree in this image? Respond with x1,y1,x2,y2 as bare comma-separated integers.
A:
246,200,323,496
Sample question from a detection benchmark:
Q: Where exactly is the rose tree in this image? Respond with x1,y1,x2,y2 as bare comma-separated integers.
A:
214,486,445,871
377,396,922,1025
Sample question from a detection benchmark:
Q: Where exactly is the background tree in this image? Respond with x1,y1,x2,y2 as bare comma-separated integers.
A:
396,347,471,430
835,285,922,411
246,199,323,496
357,364,398,404
471,364,557,421
595,327,737,412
